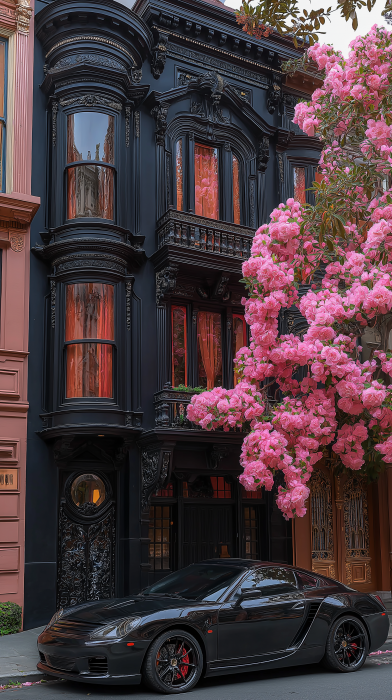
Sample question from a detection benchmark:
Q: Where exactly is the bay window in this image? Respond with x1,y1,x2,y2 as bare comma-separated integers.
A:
65,283,114,398
66,112,115,220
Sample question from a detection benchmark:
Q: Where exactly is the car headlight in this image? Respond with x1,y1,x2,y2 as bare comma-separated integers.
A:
90,617,141,640
45,608,64,630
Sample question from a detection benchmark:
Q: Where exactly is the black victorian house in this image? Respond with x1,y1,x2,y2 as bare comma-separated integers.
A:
24,0,322,627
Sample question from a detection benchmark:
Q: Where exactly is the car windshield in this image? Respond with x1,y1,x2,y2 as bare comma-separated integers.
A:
141,564,244,601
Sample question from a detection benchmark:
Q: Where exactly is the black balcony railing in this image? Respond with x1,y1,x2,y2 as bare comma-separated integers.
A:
154,387,202,429
156,209,255,260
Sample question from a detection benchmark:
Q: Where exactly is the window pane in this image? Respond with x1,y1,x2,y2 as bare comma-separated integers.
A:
232,314,246,386
67,164,114,220
71,474,106,507
149,505,172,571
176,140,183,211
233,154,240,225
172,305,187,387
66,283,114,341
240,567,297,592
294,167,306,204
67,113,114,164
197,311,222,389
244,506,258,559
66,343,113,398
195,143,218,220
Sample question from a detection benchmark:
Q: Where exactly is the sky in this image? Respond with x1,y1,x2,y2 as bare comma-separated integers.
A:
223,0,388,56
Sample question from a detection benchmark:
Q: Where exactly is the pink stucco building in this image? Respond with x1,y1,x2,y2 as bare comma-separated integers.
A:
0,0,39,614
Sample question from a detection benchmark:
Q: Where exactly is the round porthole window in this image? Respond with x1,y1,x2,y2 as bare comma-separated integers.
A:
71,474,106,508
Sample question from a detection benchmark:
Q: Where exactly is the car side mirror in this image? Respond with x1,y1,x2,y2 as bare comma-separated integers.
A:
236,589,262,604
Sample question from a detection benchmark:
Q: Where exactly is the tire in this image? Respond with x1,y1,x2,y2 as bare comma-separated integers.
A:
322,615,369,673
143,628,204,694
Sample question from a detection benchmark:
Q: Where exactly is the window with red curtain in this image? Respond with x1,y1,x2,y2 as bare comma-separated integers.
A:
67,112,115,221
233,154,240,225
194,143,219,220
172,305,187,387
65,283,114,398
293,166,306,205
197,311,222,389
176,140,183,211
232,314,246,386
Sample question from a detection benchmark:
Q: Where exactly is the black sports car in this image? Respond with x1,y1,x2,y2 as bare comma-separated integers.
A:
37,560,389,694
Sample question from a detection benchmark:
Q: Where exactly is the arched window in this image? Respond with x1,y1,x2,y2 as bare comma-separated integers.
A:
66,112,115,220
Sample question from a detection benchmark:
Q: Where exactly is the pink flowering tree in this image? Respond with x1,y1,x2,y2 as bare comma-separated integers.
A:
187,25,392,519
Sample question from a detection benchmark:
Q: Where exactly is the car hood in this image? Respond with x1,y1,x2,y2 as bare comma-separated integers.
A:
62,596,192,625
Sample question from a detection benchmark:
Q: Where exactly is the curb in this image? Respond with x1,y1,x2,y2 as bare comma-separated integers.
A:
0,671,50,686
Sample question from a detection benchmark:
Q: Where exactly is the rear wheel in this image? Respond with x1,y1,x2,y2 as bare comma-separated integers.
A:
143,629,203,694
322,615,368,672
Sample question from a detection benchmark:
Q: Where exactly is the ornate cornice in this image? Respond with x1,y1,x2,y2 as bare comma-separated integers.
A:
0,192,40,227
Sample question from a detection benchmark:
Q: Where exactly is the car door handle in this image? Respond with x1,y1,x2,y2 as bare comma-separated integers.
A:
292,603,305,610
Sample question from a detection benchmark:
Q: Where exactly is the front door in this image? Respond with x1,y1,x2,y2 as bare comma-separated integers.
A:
183,504,234,565
218,567,305,664
57,472,115,608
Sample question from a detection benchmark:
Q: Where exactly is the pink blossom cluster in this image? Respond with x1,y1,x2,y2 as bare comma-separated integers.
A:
187,381,265,431
187,25,392,518
332,422,368,469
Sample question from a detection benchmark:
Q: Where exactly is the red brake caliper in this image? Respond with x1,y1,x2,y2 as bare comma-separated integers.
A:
177,645,189,679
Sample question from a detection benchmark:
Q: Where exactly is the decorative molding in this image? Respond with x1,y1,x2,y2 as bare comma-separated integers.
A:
16,0,32,34
125,106,131,147
45,35,136,64
131,68,142,84
249,179,255,229
277,153,284,183
151,103,169,146
126,279,133,331
151,31,169,79
141,451,160,512
50,279,56,329
50,54,125,73
52,101,58,147
10,234,24,252
266,82,281,114
55,253,126,276
59,94,122,111
257,136,270,173
134,111,140,138
156,264,179,305
168,42,270,90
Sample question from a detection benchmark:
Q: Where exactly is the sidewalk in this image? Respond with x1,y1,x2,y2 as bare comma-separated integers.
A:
0,626,46,685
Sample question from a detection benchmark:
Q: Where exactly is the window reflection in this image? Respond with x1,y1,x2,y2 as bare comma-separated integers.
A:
176,140,183,211
195,143,219,220
233,154,240,225
197,311,222,389
67,112,114,220
149,505,171,571
294,166,306,205
71,473,106,508
232,314,246,386
172,305,187,387
65,283,114,398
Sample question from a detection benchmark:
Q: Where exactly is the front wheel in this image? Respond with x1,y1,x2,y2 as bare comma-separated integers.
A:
322,615,369,672
143,629,203,694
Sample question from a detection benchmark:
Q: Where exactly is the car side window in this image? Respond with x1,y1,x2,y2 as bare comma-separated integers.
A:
296,572,320,590
232,567,297,600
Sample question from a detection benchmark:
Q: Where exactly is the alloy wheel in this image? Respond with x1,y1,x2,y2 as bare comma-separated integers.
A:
155,635,200,689
333,619,366,669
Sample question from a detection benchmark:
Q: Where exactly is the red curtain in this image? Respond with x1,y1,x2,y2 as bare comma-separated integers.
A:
233,154,240,225
172,305,187,386
176,140,183,211
197,312,222,389
195,144,219,220
66,283,114,398
294,167,306,204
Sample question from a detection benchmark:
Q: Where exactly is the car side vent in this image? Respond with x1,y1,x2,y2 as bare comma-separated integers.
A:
88,657,108,675
289,601,321,648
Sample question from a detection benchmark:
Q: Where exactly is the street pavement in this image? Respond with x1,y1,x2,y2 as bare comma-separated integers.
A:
2,655,392,700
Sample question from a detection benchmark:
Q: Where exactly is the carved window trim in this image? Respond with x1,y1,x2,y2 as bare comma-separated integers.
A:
310,470,334,561
344,475,370,559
